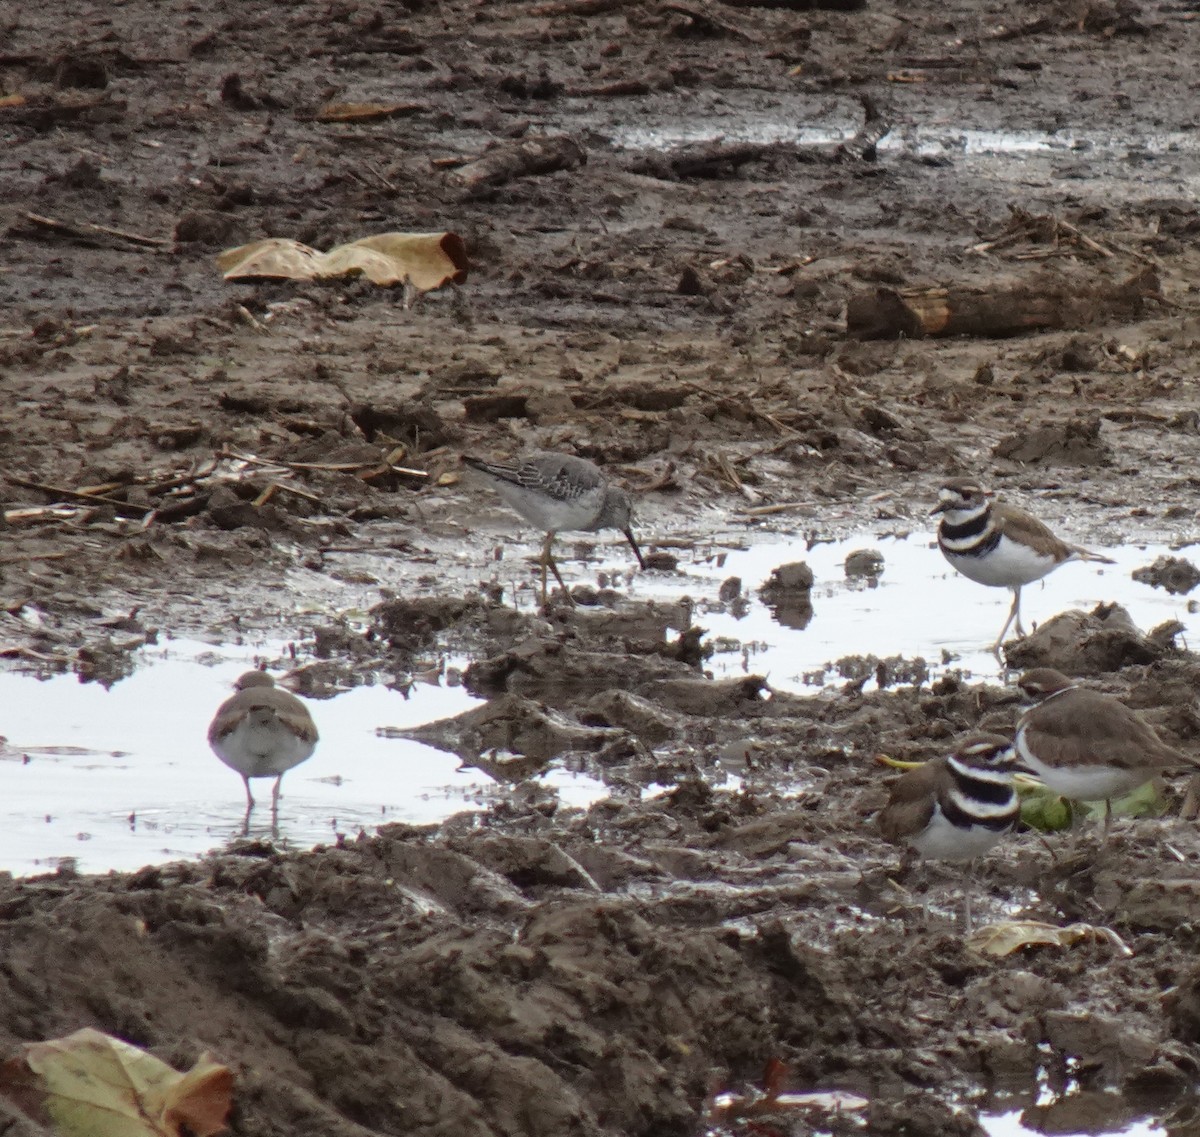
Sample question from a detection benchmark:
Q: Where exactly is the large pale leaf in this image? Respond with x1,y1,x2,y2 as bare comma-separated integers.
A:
218,232,468,291
967,920,1132,958
215,238,322,281
0,1028,233,1137
341,232,469,289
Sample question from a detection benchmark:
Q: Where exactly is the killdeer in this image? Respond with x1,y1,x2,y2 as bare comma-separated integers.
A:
1015,667,1198,829
208,671,319,810
878,733,1020,861
931,479,1115,653
877,732,1019,932
464,451,645,607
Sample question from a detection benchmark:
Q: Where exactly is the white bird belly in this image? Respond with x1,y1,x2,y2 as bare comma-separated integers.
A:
943,534,1060,588
214,719,314,778
1014,730,1148,801
912,807,1008,861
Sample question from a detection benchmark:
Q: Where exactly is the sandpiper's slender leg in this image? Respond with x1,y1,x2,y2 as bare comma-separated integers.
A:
272,774,284,807
1011,586,1025,637
992,588,1022,654
540,531,575,607
1103,797,1113,840
961,860,977,937
241,800,253,837
242,774,255,810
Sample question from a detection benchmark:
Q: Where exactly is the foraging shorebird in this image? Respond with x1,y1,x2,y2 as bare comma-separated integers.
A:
207,671,318,810
463,451,645,607
1015,668,1198,831
877,732,1020,932
878,733,1020,862
931,479,1114,653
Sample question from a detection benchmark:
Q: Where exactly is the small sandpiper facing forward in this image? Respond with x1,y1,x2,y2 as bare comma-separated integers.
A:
208,671,319,810
931,479,1114,653
464,451,645,606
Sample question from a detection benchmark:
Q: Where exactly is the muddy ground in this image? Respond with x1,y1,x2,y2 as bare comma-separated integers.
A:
5,0,1200,1133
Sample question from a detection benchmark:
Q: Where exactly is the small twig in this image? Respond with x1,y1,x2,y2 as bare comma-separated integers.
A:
5,476,149,518
220,448,428,478
1054,217,1115,258
146,459,220,495
741,500,817,517
22,211,168,248
235,305,269,333
751,408,806,438
0,644,69,662
253,481,323,506
3,506,96,525
632,460,677,494
361,160,397,192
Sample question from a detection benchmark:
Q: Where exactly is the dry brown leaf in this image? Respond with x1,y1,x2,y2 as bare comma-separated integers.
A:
0,1027,233,1137
215,238,323,281
341,232,469,289
315,101,419,122
0,93,26,109
967,919,1133,958
218,232,468,291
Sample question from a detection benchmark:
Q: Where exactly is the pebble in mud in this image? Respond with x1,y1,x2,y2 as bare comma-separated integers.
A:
1132,554,1200,595
844,548,884,580
758,561,814,630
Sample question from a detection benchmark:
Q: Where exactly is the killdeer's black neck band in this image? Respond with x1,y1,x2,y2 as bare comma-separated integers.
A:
954,768,1012,806
939,508,991,543
942,766,1017,831
942,794,1016,831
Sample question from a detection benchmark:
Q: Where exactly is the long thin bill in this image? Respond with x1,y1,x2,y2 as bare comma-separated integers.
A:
623,528,646,569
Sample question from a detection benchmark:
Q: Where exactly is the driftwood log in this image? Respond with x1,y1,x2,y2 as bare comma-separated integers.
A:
846,267,1160,340
451,135,586,191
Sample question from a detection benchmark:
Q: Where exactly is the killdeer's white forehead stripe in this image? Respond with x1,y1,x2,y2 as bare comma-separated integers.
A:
959,740,1010,759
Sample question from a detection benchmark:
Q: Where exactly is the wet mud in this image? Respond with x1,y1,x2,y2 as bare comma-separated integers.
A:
4,0,1200,1133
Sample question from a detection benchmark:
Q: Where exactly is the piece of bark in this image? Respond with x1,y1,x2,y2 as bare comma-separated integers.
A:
661,1,758,37
452,135,586,190
718,0,866,9
837,93,891,162
654,141,784,179
846,267,1160,340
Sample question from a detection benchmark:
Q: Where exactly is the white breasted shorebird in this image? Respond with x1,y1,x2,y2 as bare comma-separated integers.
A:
878,732,1020,932
931,478,1115,653
208,671,319,810
1015,667,1199,832
463,451,645,607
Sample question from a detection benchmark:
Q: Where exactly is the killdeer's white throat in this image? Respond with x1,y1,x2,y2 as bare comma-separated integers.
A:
1015,667,1198,830
208,671,319,811
931,479,1115,653
464,451,645,607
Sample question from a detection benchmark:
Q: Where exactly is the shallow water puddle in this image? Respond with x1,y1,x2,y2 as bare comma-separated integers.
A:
626,531,1196,690
982,1110,1164,1136
2,532,1194,876
606,116,1198,163
0,640,605,876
